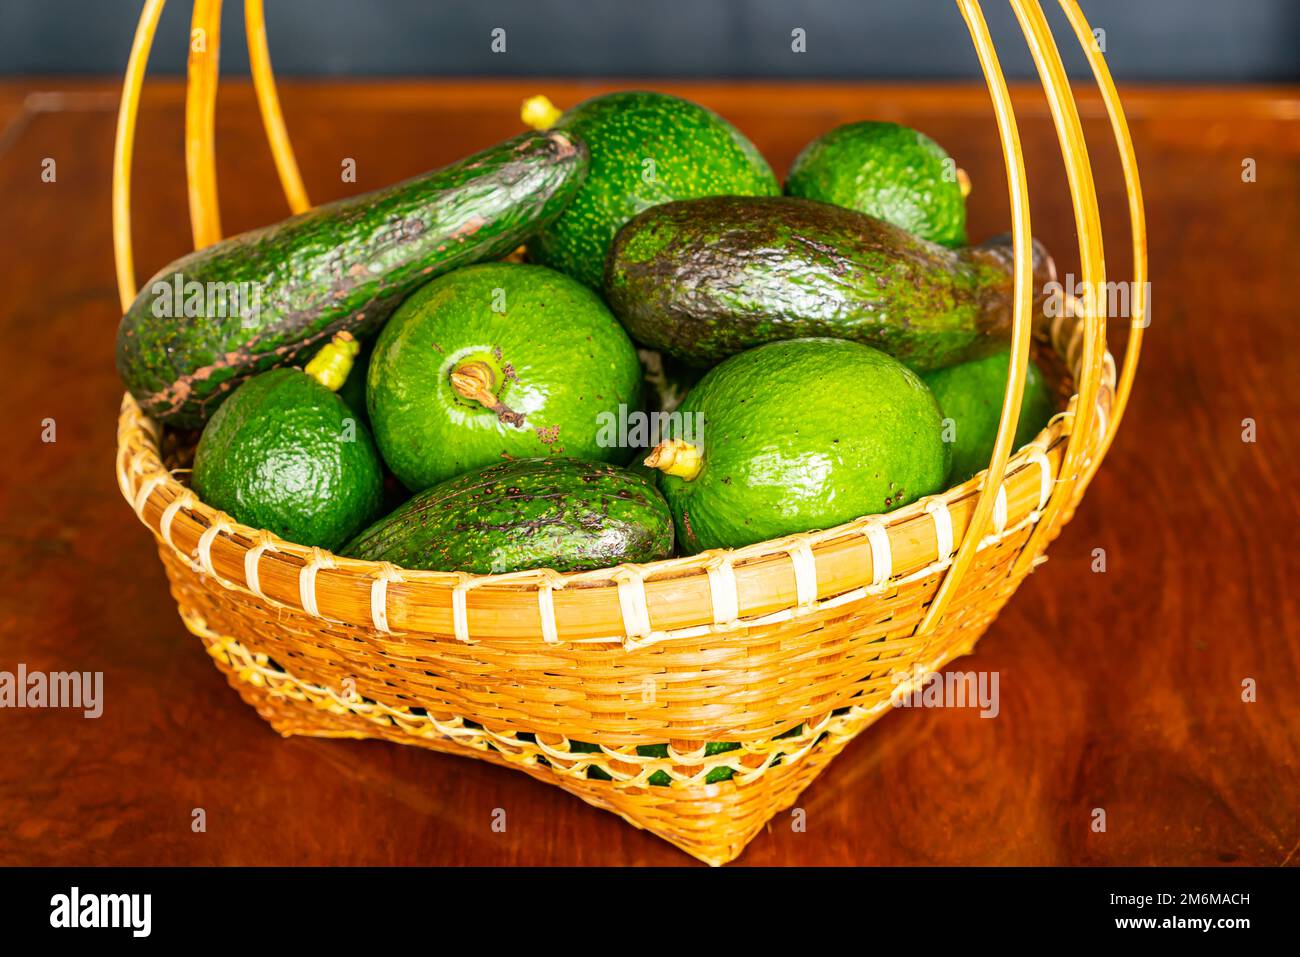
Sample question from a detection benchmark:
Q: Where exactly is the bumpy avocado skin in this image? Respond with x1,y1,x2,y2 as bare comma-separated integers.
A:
923,348,1056,483
605,196,1055,372
191,368,384,551
118,131,587,427
658,338,949,553
342,458,674,574
786,121,967,247
528,91,779,289
367,263,643,491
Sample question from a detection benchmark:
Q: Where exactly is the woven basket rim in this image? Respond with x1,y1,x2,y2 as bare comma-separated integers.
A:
116,312,1114,647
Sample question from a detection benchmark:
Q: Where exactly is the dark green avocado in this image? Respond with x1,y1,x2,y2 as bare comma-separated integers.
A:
118,130,587,427
342,457,674,575
786,120,968,247
191,367,384,551
604,195,1056,372
527,91,779,289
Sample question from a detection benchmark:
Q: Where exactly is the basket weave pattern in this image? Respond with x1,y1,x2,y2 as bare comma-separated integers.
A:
111,0,1143,864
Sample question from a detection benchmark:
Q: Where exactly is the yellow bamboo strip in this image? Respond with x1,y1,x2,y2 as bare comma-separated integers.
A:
1006,0,1108,579
245,0,311,213
111,0,167,312
186,0,224,248
917,0,1036,634
1058,0,1147,493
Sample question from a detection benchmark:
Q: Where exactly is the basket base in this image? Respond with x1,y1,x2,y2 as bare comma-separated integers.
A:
186,609,998,865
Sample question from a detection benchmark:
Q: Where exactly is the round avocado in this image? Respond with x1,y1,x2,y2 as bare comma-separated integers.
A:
785,121,967,247
651,338,949,553
367,262,643,491
343,457,674,575
192,367,384,550
527,91,779,289
923,348,1056,484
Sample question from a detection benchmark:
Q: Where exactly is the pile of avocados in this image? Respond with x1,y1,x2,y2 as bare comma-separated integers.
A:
117,91,1058,577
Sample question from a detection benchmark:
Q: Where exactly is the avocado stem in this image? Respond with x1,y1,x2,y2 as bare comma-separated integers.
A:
957,167,972,198
521,94,563,130
450,359,526,428
303,331,359,392
449,360,497,404
645,439,703,481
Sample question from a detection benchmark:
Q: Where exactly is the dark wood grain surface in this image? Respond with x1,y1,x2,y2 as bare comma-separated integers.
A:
0,79,1296,866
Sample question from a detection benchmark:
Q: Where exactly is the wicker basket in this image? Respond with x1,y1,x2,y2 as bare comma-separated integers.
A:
111,0,1145,865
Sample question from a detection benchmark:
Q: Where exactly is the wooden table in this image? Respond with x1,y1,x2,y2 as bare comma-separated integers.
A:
0,80,1296,866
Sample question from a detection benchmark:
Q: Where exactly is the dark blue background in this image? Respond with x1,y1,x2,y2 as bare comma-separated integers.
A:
3,0,1298,81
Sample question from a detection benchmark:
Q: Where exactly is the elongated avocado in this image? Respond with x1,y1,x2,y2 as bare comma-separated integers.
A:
604,196,1056,372
117,130,587,427
343,458,673,575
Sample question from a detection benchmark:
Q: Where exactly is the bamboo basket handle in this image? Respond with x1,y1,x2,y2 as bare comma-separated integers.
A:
917,0,1037,635
113,0,311,316
246,0,311,213
920,0,1144,632
186,0,224,248
1059,0,1147,494
1003,0,1108,580
112,0,166,312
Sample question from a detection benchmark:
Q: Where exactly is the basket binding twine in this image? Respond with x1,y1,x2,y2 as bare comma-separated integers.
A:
112,0,1145,865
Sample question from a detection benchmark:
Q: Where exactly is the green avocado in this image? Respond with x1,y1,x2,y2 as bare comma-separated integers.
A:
342,458,674,574
192,366,384,551
786,121,967,247
923,348,1056,483
527,91,779,289
649,338,949,553
367,263,643,491
605,196,1056,372
117,130,587,427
